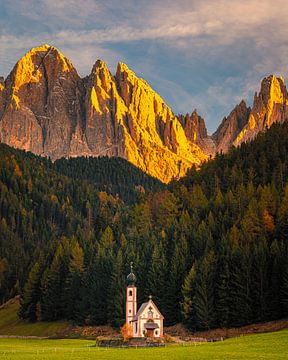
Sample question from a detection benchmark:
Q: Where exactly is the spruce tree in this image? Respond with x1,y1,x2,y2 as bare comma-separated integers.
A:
181,264,196,329
18,262,41,321
65,241,84,322
193,252,216,330
215,238,230,328
107,250,125,327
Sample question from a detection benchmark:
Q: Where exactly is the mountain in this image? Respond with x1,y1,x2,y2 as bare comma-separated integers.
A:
233,75,288,146
213,75,288,153
1,45,288,182
178,110,215,154
212,100,251,153
0,45,207,183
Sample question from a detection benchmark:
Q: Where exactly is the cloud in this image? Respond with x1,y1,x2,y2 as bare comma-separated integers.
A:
3,0,101,28
4,1,288,45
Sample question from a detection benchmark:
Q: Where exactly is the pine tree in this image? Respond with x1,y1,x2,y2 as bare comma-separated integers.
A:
107,250,125,327
40,239,71,321
147,241,167,314
266,240,282,319
277,184,288,240
181,264,196,329
65,241,85,322
87,228,114,325
193,252,216,330
164,235,189,325
18,262,41,321
228,247,251,326
250,240,269,322
215,238,230,328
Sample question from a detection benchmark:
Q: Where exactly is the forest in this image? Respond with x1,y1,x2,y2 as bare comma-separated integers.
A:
0,123,288,330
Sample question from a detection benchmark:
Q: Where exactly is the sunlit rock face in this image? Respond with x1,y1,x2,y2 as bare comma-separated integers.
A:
1,45,288,183
0,45,82,158
212,100,251,153
232,75,288,147
114,63,208,181
212,75,288,153
178,110,216,155
0,45,208,183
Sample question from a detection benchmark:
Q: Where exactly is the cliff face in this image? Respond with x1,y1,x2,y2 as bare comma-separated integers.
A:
0,45,208,183
178,110,215,155
212,75,288,153
233,75,288,147
1,45,288,183
0,45,84,159
113,63,208,181
212,100,251,153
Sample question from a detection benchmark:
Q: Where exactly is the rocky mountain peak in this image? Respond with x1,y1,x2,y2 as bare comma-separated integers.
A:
178,110,215,155
89,59,114,99
0,45,81,158
2,46,288,183
258,75,286,106
232,74,288,147
92,59,110,76
212,100,250,153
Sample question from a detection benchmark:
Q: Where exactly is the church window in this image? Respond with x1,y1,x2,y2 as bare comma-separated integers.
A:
129,309,131,313
155,330,158,335
148,306,153,318
129,290,132,296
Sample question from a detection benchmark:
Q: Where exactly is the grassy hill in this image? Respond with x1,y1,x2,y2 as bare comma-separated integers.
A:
0,297,69,337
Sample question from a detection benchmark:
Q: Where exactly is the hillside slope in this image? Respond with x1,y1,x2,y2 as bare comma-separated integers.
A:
1,123,287,331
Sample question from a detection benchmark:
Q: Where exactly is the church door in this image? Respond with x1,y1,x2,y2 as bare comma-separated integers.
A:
147,329,154,337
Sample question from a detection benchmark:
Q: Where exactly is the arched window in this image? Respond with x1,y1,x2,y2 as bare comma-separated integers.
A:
129,290,132,296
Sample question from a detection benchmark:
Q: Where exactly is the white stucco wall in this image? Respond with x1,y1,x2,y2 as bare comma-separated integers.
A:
136,300,163,337
126,286,137,324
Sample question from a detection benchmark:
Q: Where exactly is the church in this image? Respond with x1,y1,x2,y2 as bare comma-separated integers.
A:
126,264,164,338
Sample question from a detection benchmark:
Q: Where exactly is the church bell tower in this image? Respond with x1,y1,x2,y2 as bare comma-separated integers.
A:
126,262,137,325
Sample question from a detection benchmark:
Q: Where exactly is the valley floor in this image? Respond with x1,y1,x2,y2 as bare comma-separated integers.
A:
0,330,288,360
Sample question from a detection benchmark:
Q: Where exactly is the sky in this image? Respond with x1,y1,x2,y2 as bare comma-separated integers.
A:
1,0,288,133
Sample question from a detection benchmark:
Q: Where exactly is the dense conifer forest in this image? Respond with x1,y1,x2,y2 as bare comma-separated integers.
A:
1,123,288,330
54,156,164,204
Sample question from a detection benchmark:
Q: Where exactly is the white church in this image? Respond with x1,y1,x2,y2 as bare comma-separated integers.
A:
125,263,164,338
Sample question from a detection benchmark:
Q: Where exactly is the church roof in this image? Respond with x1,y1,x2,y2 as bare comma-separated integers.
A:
135,302,148,318
134,299,164,319
127,262,136,285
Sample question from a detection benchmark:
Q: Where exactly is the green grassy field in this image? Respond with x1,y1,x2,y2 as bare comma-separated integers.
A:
0,330,287,360
0,298,69,337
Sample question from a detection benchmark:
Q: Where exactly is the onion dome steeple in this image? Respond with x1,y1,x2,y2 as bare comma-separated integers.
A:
127,261,136,285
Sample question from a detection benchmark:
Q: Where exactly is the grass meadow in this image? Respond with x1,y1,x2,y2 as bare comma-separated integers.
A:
0,329,287,360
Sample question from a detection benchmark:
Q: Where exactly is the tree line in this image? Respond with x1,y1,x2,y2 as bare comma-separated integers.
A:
1,123,288,330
